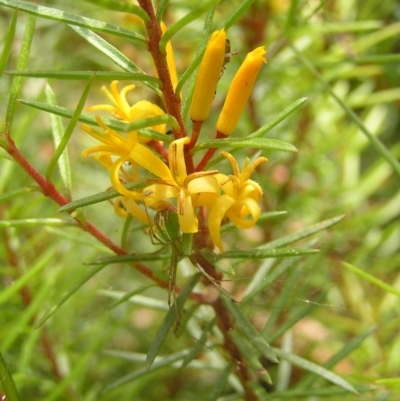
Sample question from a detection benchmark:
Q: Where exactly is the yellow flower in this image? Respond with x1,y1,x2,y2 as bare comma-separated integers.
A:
86,81,166,143
208,151,267,252
217,47,267,136
190,29,227,122
130,137,220,233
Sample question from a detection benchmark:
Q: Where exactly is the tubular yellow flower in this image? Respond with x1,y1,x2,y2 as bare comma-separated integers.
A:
129,138,220,233
190,29,227,122
217,46,267,136
161,22,179,90
208,151,268,252
86,81,166,143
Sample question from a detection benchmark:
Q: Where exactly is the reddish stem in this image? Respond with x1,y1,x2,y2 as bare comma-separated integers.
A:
195,131,226,172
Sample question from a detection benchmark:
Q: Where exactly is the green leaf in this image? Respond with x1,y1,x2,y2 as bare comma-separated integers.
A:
88,252,169,265
83,0,149,22
103,349,190,393
5,13,36,132
0,8,17,75
193,137,297,153
45,84,72,199
0,186,41,203
221,296,278,364
296,326,376,390
18,100,172,143
221,210,287,233
69,25,161,95
341,262,400,297
0,218,76,228
126,114,179,131
271,347,358,394
35,264,109,328
206,365,233,401
248,98,308,139
224,0,257,31
229,330,272,384
6,70,161,83
58,180,147,212
159,0,220,55
219,247,319,259
0,248,55,306
262,266,303,337
0,0,146,43
156,0,169,23
106,285,156,310
45,74,95,181
291,44,400,176
0,351,20,401
258,215,344,250
146,274,201,369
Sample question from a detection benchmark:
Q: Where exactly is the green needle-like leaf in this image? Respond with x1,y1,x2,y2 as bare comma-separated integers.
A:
159,0,221,55
342,262,400,297
0,8,17,75
0,0,146,43
58,180,147,212
193,137,297,153
125,114,179,132
45,84,72,199
0,218,76,228
6,70,160,83
219,247,319,259
271,347,358,394
224,0,257,31
146,274,201,369
5,13,35,132
35,264,109,328
221,296,278,364
0,186,41,203
0,352,20,401
83,0,149,23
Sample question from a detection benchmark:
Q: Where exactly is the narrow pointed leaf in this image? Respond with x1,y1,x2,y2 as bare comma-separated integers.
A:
0,8,18,75
0,186,41,203
44,85,72,198
5,14,36,132
296,326,376,390
0,0,146,43
103,350,190,393
159,0,220,55
126,114,179,132
224,0,257,30
46,74,95,182
35,264,108,328
69,25,160,95
193,137,297,153
258,215,344,250
106,285,156,310
221,296,278,364
146,274,201,369
83,0,149,22
219,247,319,259
271,347,358,394
206,365,233,401
0,218,76,228
58,180,147,212
0,352,20,401
7,70,160,83
342,262,400,297
88,252,169,265
18,100,172,143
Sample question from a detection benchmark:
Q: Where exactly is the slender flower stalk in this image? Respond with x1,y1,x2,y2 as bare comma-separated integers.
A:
217,47,267,136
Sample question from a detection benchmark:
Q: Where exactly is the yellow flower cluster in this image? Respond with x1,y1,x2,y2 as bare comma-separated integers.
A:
82,30,267,252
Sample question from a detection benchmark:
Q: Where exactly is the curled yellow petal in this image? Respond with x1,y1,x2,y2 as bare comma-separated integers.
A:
190,29,226,122
208,194,236,253
217,47,267,136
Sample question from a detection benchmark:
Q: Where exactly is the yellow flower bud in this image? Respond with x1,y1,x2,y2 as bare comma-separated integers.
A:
161,22,178,90
190,29,226,122
217,46,267,136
